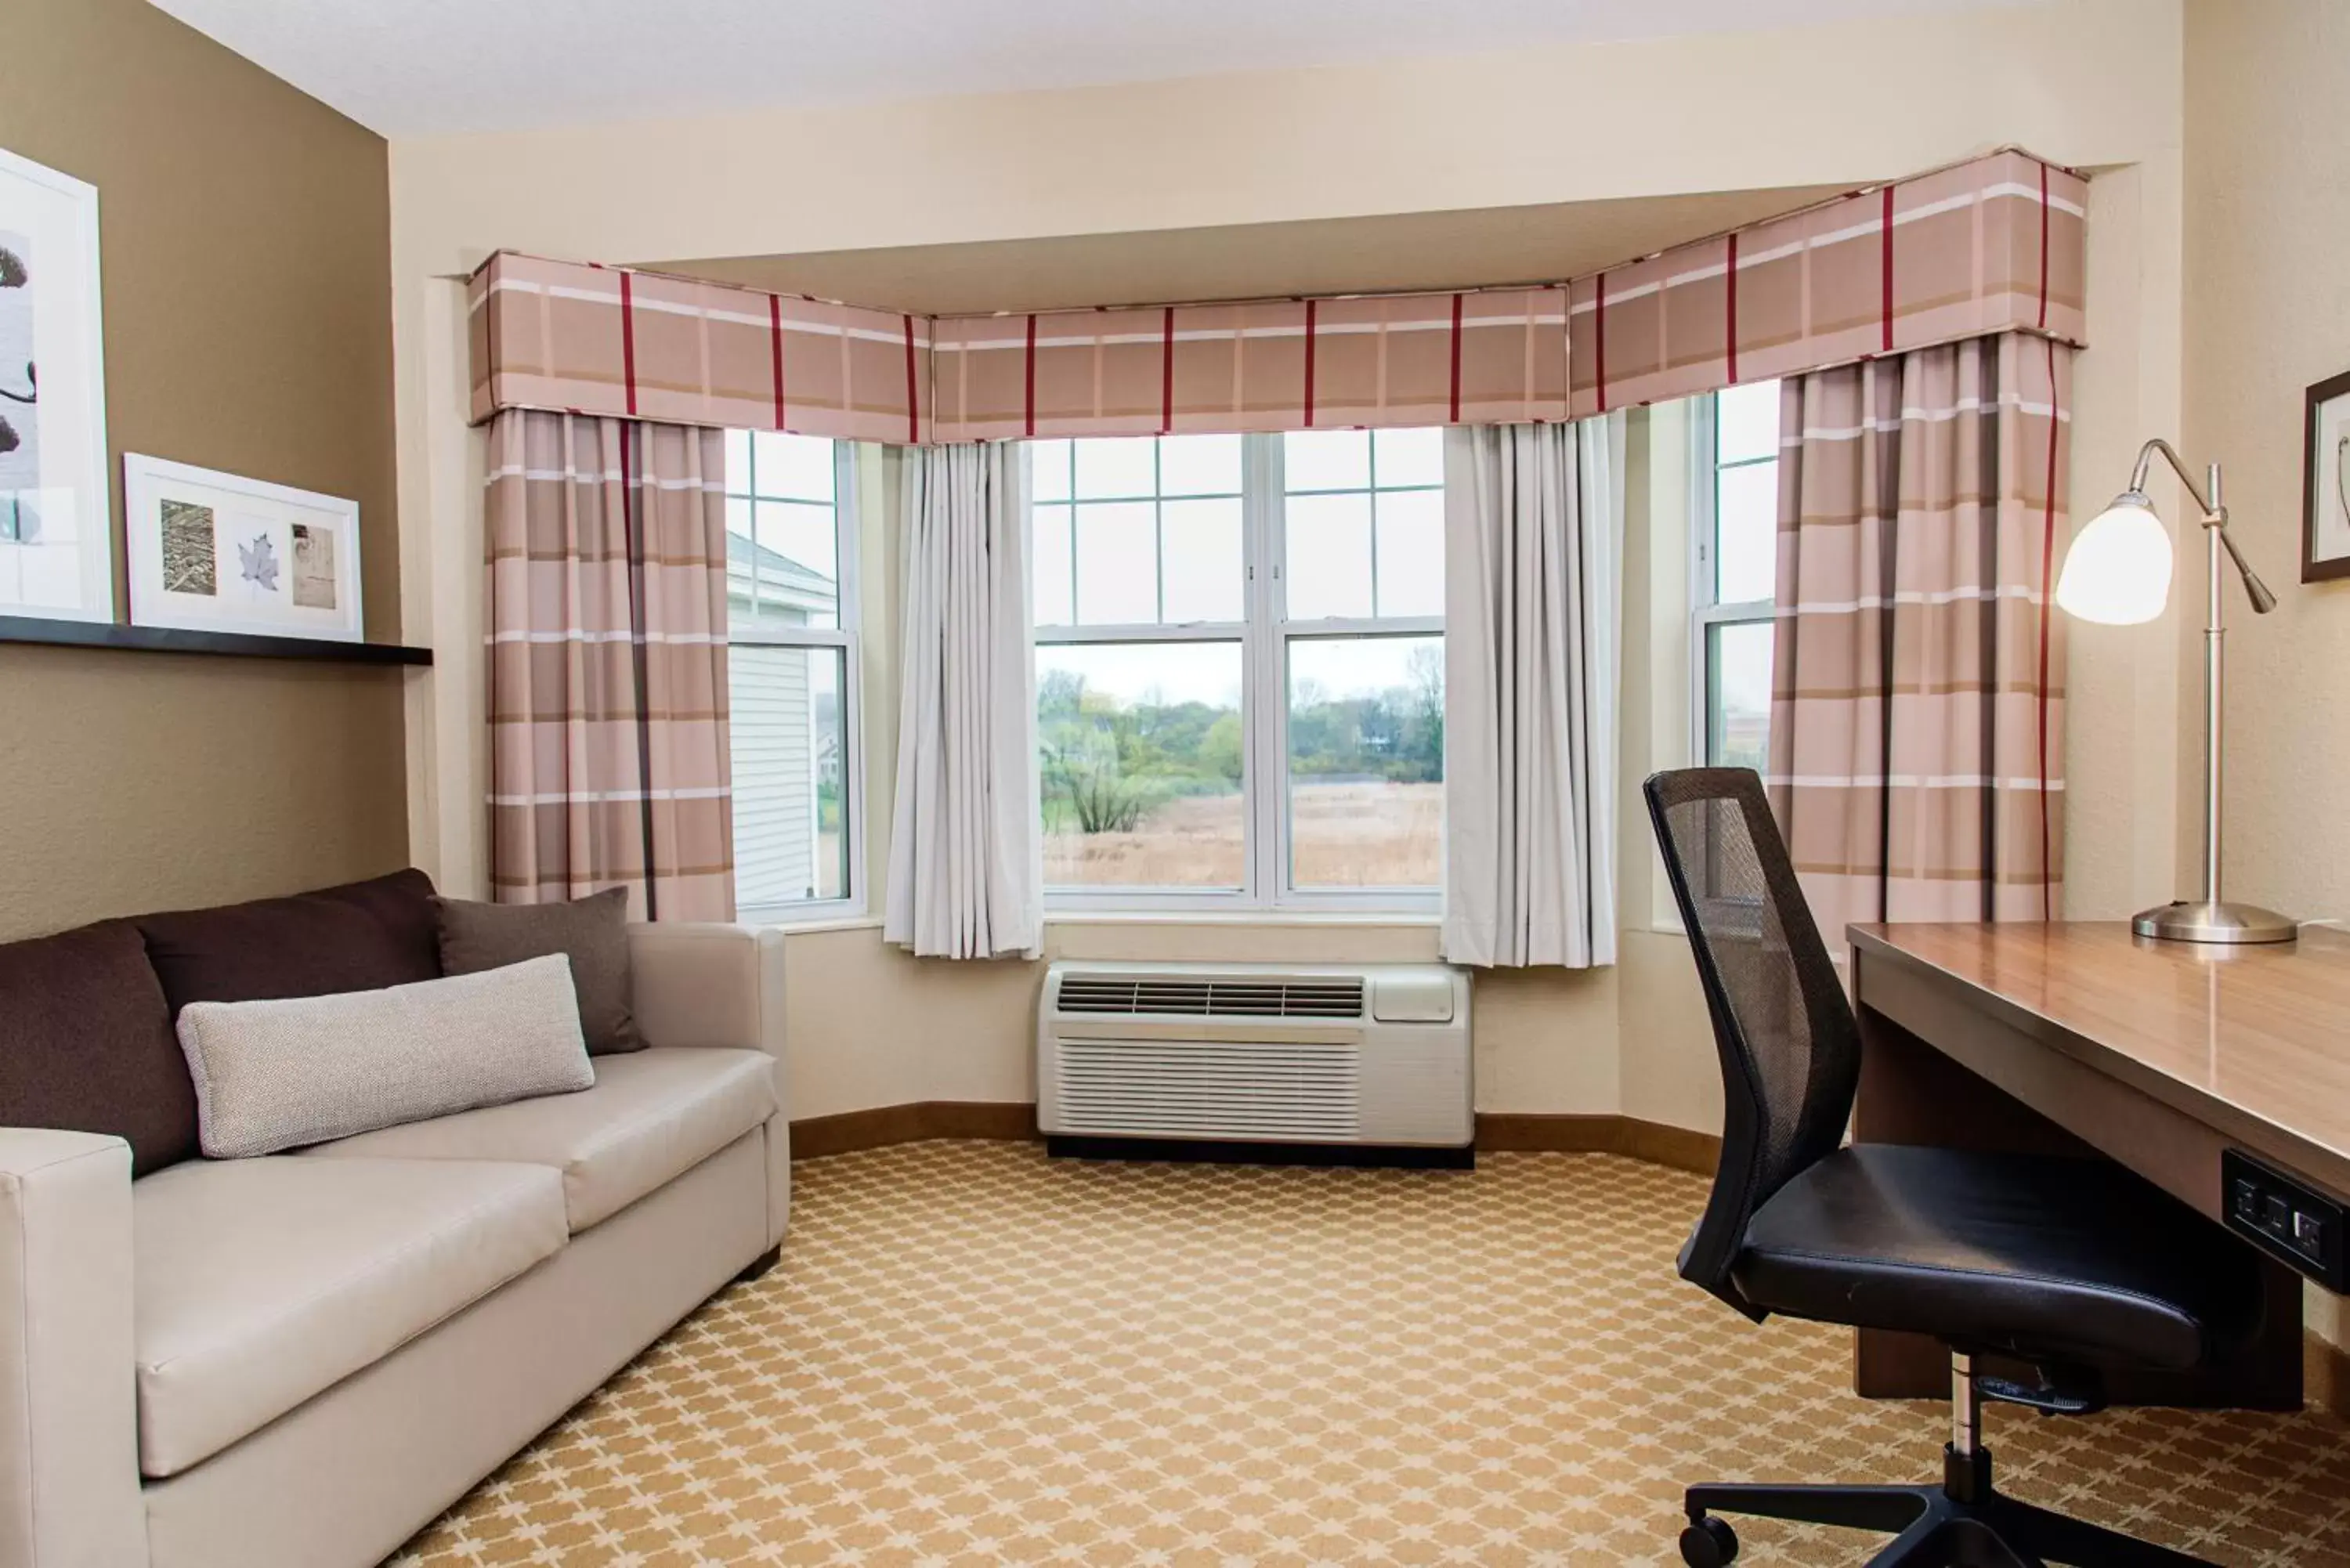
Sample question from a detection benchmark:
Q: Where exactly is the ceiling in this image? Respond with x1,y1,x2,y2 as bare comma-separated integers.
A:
657,184,1857,317
149,0,2011,139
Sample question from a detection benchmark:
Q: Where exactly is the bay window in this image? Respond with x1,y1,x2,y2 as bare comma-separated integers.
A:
723,431,861,921
1692,381,1781,775
1032,428,1445,911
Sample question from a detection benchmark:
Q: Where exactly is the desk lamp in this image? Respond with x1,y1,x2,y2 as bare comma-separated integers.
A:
2055,439,2294,944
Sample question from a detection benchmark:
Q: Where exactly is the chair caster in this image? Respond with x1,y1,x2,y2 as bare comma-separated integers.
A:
1679,1514,1738,1566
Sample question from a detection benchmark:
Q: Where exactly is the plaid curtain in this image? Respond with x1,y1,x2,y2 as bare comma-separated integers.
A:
485,410,736,921
1766,331,2070,952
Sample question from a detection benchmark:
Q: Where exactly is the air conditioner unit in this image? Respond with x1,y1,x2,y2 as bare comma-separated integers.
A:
1038,960,1473,1160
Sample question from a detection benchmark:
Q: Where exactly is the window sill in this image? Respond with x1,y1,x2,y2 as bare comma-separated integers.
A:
1045,909,1440,929
744,912,882,936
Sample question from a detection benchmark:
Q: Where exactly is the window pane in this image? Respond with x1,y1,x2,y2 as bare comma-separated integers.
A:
1074,436,1156,499
1716,380,1781,466
752,432,836,501
1373,427,1444,490
1158,435,1242,497
730,645,849,906
1038,642,1244,889
1287,635,1444,889
1373,489,1444,618
1715,459,1777,604
1030,439,1072,503
1284,428,1370,492
741,500,839,630
1160,498,1243,623
1707,620,1774,775
723,428,752,488
1032,503,1075,627
724,500,757,630
1284,492,1373,620
1075,501,1158,623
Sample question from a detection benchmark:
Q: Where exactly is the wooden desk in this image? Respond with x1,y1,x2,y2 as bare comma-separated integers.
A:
1847,920,2350,1409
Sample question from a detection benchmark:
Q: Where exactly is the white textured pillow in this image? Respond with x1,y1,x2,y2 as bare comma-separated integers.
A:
175,954,595,1158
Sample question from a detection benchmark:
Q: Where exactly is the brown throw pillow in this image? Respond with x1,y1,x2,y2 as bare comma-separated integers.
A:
136,869,442,1017
0,919,196,1176
435,889,644,1055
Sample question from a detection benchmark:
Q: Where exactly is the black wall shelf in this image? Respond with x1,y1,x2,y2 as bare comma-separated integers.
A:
0,616,432,667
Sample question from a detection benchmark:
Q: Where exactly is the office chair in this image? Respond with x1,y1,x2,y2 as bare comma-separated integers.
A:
1645,768,2268,1568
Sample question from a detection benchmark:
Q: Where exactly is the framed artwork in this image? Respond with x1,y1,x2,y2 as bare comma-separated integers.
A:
0,145,112,622
2303,368,2350,583
125,455,362,641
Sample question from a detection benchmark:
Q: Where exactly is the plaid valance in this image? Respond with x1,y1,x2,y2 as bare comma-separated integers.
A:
468,253,929,443
466,148,2085,443
1567,150,2084,415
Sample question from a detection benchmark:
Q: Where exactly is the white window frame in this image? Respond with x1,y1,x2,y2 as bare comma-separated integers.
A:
1689,392,1777,771
1036,433,1444,916
728,440,866,927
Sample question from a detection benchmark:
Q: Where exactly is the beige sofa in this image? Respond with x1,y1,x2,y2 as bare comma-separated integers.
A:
0,923,790,1568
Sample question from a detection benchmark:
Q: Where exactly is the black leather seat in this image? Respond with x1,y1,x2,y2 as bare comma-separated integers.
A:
1644,768,2269,1568
1736,1145,2262,1372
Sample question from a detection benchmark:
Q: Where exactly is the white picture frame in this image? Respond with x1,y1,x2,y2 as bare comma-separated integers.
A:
0,145,113,623
125,455,362,642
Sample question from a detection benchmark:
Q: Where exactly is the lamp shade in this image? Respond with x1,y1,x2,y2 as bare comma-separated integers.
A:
2055,491,2174,625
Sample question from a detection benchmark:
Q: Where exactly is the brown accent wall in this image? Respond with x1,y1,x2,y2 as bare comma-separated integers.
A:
0,0,405,939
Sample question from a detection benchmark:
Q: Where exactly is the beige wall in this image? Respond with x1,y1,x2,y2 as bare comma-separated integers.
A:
778,919,1621,1123
0,0,406,940
387,0,2190,1122
2177,0,2350,1344
2182,0,2350,926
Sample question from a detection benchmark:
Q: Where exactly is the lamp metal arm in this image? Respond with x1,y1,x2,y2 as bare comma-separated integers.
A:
2128,438,2276,614
2129,438,2220,518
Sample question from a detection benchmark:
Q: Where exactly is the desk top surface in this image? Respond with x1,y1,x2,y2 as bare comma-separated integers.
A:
1849,921,2350,1183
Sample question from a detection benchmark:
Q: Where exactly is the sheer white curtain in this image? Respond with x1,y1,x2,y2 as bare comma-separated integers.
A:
883,443,1043,959
1440,417,1623,968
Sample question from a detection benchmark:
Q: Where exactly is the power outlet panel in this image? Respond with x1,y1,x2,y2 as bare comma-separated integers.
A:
2223,1149,2349,1292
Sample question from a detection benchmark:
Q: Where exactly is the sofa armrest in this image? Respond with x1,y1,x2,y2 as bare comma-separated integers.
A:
628,923,786,1075
0,1129,146,1568
629,924,792,1248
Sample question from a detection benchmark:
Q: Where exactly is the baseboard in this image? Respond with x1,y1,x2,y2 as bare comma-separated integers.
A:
795,1102,1722,1172
1474,1113,1724,1174
2307,1328,2350,1417
1618,1118,1726,1175
790,1100,1039,1159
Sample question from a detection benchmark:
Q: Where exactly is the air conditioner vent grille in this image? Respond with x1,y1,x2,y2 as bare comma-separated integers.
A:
1055,975,1365,1019
1054,1038,1360,1140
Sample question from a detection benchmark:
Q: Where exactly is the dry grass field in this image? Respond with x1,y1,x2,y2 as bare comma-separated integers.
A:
1045,781,1441,888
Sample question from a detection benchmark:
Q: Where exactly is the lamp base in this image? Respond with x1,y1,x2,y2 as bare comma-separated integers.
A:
2131,899,2298,945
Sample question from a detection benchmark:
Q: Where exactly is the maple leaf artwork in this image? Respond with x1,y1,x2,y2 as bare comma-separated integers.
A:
238,532,280,594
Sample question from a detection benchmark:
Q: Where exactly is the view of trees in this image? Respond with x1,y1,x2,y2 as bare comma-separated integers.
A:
1039,644,1442,836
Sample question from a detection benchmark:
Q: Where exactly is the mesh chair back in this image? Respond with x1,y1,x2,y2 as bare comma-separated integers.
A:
1643,768,1860,1317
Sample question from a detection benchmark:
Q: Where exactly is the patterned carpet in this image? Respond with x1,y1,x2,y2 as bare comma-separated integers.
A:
392,1143,2350,1566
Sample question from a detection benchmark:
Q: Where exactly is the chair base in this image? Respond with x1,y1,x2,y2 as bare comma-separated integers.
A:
1683,1446,2218,1567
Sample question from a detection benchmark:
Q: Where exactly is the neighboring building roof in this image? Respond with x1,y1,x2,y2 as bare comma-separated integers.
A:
727,531,836,617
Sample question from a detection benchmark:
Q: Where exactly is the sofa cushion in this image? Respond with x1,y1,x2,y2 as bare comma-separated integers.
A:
175,955,595,1158
0,920,195,1175
300,1047,777,1233
136,869,441,1018
132,1154,567,1478
436,888,645,1055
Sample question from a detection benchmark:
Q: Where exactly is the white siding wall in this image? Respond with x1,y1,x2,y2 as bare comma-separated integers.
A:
730,648,816,906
